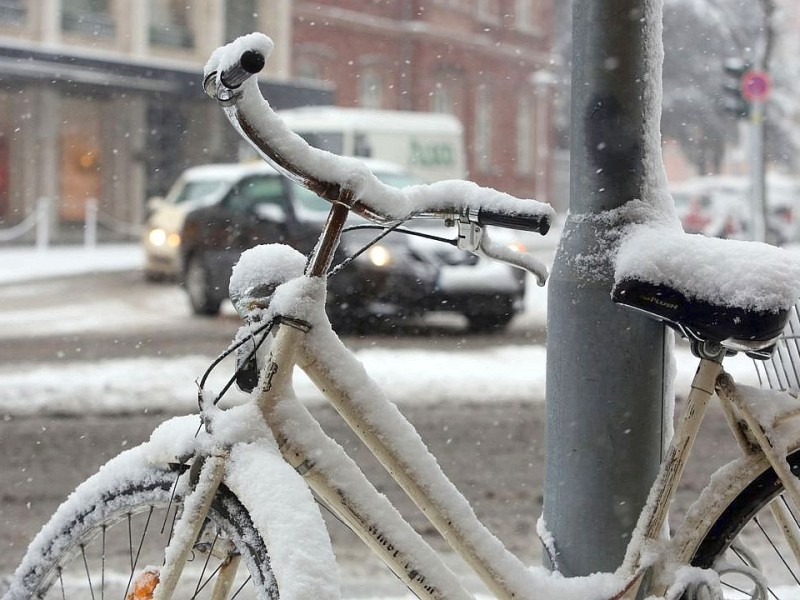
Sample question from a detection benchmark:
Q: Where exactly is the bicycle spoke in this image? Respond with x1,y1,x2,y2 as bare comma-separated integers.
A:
194,531,221,597
100,526,106,600
230,575,253,599
754,514,800,586
192,561,226,598
720,580,756,597
782,495,800,530
161,471,183,535
80,544,96,600
57,567,65,600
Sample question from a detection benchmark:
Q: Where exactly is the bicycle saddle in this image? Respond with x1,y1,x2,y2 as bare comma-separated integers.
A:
612,225,800,357
612,277,790,355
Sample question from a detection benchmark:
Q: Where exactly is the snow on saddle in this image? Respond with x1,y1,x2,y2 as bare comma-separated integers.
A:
612,225,800,358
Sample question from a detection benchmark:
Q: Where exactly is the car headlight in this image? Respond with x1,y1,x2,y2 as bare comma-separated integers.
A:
148,228,181,248
367,245,391,267
148,228,167,247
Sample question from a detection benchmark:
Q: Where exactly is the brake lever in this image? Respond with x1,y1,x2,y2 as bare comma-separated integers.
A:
456,220,549,286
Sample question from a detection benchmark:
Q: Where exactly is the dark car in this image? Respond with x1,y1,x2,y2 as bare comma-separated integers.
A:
179,161,438,326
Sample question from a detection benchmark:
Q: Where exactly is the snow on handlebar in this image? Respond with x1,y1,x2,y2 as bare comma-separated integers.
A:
204,33,555,237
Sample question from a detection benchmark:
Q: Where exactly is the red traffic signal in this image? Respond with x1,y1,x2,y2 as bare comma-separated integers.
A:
741,70,770,102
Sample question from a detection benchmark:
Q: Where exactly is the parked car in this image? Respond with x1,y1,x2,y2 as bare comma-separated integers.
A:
178,160,528,331
670,174,800,245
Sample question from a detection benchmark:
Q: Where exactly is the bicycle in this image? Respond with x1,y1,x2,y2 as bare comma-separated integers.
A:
6,32,800,600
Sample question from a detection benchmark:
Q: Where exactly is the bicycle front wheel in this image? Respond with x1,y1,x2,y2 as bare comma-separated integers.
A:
689,448,800,599
6,463,277,600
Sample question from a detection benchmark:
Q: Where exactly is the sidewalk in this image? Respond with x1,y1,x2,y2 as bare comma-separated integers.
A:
0,243,143,285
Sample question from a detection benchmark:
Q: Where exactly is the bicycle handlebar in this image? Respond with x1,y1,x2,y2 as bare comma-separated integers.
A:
476,208,550,234
203,34,554,237
220,49,266,88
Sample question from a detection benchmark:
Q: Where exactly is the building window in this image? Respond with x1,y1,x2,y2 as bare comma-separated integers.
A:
430,83,451,114
474,86,492,171
149,0,195,49
430,68,462,115
515,0,534,30
295,60,323,81
477,0,499,22
0,0,25,25
225,0,257,42
62,0,115,38
516,95,534,174
358,69,383,109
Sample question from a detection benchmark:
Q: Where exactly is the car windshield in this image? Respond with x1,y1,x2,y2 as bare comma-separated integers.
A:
172,180,229,205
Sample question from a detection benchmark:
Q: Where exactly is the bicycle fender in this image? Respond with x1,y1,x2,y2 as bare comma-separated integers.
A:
145,412,341,600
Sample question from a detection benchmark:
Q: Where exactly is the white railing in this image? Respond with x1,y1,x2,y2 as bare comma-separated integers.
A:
0,198,143,249
0,197,51,249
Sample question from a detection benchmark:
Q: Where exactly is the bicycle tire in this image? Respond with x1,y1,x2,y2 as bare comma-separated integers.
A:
688,448,800,599
5,462,277,600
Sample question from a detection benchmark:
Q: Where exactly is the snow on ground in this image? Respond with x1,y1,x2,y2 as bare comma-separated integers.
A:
0,243,143,284
0,243,762,417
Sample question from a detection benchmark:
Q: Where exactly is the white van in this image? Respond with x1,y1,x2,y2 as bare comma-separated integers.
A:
275,106,466,183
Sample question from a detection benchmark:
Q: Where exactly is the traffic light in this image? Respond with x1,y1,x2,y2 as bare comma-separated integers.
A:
722,58,751,119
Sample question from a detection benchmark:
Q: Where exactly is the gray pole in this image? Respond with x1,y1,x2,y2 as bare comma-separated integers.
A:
749,0,774,243
543,0,672,577
750,99,766,243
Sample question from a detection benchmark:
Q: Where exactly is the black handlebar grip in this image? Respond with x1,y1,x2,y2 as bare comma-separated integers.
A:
477,208,551,235
220,50,266,89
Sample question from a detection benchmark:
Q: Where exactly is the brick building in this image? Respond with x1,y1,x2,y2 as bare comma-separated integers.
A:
0,1,556,242
291,0,557,204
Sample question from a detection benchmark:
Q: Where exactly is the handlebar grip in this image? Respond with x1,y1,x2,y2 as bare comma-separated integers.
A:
220,50,266,88
477,208,551,235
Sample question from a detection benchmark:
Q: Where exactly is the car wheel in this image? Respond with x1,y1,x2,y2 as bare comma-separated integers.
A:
144,270,168,283
185,253,222,316
466,298,515,333
466,312,514,333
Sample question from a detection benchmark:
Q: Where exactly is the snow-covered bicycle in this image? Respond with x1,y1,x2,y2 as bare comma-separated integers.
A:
6,33,800,600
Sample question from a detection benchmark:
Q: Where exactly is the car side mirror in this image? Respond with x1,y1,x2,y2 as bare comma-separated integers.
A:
254,203,287,223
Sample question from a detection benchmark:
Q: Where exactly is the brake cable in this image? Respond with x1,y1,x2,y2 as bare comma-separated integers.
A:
327,221,458,278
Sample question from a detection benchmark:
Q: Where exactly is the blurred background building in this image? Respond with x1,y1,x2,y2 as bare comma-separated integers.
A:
291,1,557,204
0,0,557,243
